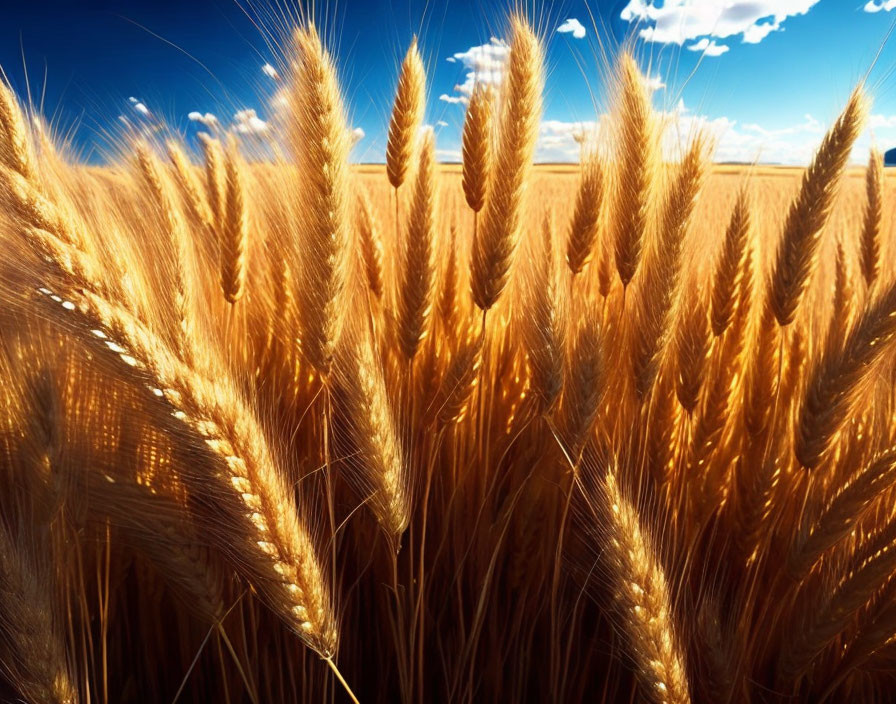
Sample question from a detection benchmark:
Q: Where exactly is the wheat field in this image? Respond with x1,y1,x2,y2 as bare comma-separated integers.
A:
0,11,895,704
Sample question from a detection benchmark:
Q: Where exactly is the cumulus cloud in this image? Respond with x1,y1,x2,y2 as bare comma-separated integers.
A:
188,111,219,128
350,127,365,146
687,38,729,56
436,148,462,162
645,74,666,91
529,99,884,166
128,97,150,116
537,120,601,161
869,114,896,129
620,0,819,46
441,37,510,104
557,18,586,39
232,109,268,135
436,120,449,127
865,0,896,11
262,63,279,79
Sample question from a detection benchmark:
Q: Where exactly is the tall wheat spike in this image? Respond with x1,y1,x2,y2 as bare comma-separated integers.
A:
632,135,706,399
356,188,384,300
710,188,750,337
220,136,247,305
198,132,225,231
0,79,36,181
386,37,425,191
462,83,493,215
612,54,657,289
769,88,867,326
860,147,883,288
523,213,564,414
288,25,351,375
566,157,603,275
470,15,543,311
397,129,435,361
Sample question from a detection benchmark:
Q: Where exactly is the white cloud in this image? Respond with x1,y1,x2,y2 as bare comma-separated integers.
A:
436,120,449,127
262,63,279,79
529,100,880,166
865,0,896,11
645,74,666,91
557,18,587,39
870,114,896,129
442,38,510,104
687,38,729,56
188,111,219,128
128,97,150,116
620,0,819,46
232,109,268,135
350,127,365,146
436,148,462,161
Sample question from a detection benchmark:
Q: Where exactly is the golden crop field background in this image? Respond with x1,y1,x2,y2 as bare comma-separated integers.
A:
2,10,896,704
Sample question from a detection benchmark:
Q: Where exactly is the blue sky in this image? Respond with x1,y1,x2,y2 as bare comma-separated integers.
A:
2,0,896,163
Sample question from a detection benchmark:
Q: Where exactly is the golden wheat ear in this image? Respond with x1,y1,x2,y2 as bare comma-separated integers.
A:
631,133,707,400
220,136,247,305
796,279,896,469
522,213,564,415
558,309,603,465
332,324,408,538
565,156,603,275
710,187,751,337
397,128,436,361
356,188,384,300
790,445,896,578
470,14,543,312
0,77,37,181
288,24,352,376
166,139,215,233
198,132,225,231
769,87,867,327
672,289,711,415
860,146,883,288
386,37,425,191
31,283,339,653
611,53,658,289
602,467,691,704
133,139,199,361
462,83,493,214
0,523,76,704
